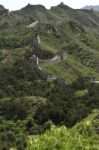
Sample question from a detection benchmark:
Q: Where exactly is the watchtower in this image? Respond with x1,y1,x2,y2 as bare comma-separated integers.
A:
29,55,38,68
33,32,40,46
36,33,40,44
60,52,64,60
58,50,64,61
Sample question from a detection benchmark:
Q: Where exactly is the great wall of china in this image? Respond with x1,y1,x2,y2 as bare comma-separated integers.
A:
29,32,69,85
29,54,67,82
30,32,99,84
38,54,63,65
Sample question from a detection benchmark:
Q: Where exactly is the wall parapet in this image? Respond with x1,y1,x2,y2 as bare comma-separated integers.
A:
38,55,61,65
30,53,64,67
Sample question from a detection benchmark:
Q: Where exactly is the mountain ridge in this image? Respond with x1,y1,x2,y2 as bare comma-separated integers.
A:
0,3,99,81
82,5,99,12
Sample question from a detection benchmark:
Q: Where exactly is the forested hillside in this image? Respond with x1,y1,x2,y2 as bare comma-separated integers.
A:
0,3,99,150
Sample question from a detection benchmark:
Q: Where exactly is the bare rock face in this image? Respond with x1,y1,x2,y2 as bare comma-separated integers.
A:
0,5,9,15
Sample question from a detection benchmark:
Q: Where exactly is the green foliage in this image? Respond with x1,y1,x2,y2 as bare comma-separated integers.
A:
65,42,96,68
69,20,86,33
75,89,88,98
0,3,99,150
81,34,99,49
26,110,99,150
0,31,34,49
33,47,55,59
0,119,27,150
34,77,99,127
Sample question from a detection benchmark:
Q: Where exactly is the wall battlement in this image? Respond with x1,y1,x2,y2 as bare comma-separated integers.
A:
31,33,68,83
30,53,64,67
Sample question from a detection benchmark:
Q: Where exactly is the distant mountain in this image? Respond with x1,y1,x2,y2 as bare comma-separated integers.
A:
82,5,99,12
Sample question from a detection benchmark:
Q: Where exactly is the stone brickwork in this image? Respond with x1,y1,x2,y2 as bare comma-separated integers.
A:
30,53,64,66
38,55,61,65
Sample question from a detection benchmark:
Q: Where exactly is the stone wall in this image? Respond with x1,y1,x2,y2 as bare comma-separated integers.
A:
30,53,64,66
35,65,56,80
38,55,61,65
30,55,69,84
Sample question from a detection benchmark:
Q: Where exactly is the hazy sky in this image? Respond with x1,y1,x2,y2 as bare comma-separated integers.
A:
0,0,99,10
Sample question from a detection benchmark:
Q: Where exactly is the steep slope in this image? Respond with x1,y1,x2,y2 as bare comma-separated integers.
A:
0,3,99,80
0,4,99,149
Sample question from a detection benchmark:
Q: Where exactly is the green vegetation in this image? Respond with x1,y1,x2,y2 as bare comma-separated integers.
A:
26,110,99,150
43,54,99,81
0,3,99,150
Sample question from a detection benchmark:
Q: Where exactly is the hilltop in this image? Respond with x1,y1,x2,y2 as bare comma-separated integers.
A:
0,3,99,81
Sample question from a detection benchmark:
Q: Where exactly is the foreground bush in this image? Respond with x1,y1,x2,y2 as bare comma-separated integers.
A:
26,110,99,150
